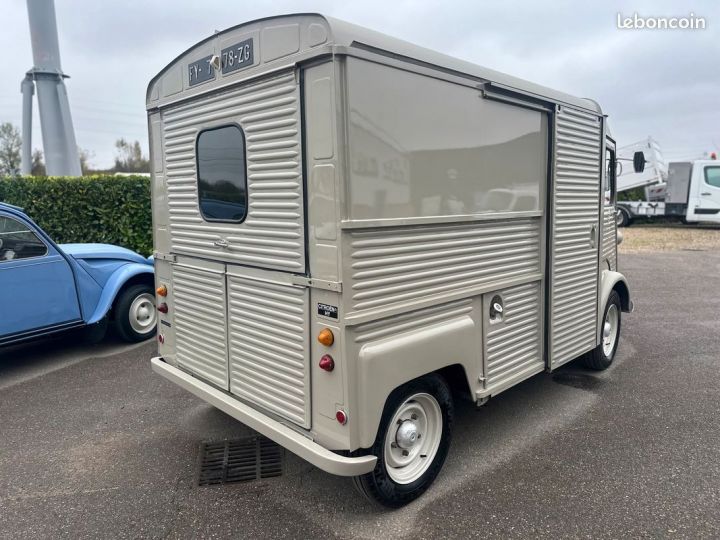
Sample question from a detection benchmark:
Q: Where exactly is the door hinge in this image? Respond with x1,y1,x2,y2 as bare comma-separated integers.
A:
153,252,176,263
291,275,342,292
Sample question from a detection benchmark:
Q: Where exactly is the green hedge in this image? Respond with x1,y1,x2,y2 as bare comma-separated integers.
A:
0,175,152,256
617,186,646,202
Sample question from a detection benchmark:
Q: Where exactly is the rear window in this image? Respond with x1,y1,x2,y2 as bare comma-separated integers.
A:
196,125,248,222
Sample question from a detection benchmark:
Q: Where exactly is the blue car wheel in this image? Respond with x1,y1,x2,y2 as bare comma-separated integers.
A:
114,284,157,342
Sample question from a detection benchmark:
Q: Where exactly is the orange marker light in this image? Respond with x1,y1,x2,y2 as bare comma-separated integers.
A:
156,284,168,297
317,328,334,346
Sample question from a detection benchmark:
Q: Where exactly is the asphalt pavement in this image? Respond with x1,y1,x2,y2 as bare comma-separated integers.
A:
1,250,719,539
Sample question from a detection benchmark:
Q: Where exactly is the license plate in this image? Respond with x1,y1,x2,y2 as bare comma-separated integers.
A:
188,55,215,86
221,39,254,74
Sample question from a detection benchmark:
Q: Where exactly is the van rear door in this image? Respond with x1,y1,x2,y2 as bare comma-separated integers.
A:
161,69,306,274
161,69,312,428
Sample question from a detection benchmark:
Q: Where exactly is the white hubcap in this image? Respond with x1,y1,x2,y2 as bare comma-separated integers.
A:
602,304,619,357
383,393,442,484
129,293,157,334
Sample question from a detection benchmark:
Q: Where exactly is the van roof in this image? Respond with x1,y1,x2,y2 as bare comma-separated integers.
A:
147,13,601,114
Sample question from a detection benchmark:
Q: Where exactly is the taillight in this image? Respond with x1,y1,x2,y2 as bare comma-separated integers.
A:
317,328,334,346
157,303,169,314
158,334,165,344
156,284,168,297
319,354,335,372
335,410,347,425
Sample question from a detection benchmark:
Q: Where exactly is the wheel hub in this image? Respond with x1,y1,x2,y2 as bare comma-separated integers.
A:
129,293,157,334
603,321,612,339
395,420,419,449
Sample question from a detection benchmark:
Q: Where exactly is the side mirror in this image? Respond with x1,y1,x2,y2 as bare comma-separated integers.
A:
633,151,646,173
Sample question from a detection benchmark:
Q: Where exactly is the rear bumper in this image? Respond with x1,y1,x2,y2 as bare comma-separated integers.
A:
151,357,377,477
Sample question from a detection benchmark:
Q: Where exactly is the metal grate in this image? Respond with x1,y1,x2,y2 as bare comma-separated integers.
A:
197,437,284,486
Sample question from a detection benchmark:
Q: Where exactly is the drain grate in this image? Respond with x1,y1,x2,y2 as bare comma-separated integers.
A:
197,436,284,486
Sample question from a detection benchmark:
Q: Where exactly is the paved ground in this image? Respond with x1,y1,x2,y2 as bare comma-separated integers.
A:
1,250,719,539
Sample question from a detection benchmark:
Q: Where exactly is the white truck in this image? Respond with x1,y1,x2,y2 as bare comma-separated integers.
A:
617,137,667,193
146,13,633,507
617,157,720,226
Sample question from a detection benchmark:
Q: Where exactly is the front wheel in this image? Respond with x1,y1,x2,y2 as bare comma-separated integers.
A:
353,374,454,508
114,284,157,342
583,290,621,370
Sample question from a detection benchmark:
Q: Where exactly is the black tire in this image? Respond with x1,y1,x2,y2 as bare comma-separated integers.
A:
583,290,621,370
618,207,632,227
352,374,454,508
113,284,157,343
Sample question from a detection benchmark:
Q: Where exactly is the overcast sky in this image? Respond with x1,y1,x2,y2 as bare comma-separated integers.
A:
0,0,717,168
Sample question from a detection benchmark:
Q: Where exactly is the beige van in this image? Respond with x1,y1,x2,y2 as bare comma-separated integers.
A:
147,14,632,507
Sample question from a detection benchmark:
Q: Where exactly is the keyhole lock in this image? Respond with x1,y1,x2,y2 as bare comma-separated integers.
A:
489,295,504,322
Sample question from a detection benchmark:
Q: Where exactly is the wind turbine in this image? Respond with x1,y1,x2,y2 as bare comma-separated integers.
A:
21,0,81,176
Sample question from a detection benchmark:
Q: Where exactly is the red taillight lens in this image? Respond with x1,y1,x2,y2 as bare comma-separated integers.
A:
319,354,335,372
336,410,347,425
158,334,165,344
157,303,169,314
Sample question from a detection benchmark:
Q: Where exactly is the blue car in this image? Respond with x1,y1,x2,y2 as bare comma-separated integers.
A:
0,202,156,345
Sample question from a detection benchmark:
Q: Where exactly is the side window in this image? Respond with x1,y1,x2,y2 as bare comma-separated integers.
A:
605,147,616,205
0,216,48,262
704,166,720,188
196,125,248,222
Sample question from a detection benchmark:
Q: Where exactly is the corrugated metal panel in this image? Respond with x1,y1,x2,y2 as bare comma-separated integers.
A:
346,218,541,313
353,299,473,344
172,265,228,388
602,206,617,271
550,106,601,366
227,275,311,428
485,282,542,387
161,70,305,273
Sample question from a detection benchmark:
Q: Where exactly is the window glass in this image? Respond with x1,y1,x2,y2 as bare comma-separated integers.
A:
345,58,547,220
0,216,48,262
605,147,616,204
196,125,247,222
704,166,720,188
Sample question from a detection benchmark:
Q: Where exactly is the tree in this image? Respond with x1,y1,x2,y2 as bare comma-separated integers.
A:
31,149,46,176
78,147,95,175
113,138,150,173
0,122,22,176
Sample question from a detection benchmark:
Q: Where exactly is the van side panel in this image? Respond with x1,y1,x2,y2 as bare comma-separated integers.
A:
548,106,602,368
339,58,548,448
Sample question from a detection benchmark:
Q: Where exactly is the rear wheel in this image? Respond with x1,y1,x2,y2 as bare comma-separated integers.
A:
353,374,453,508
618,207,632,227
583,290,621,370
114,284,157,342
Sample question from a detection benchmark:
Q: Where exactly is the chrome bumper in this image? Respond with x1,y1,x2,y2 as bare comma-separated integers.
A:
151,357,377,477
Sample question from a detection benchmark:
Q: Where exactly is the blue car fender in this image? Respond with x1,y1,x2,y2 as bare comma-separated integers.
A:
87,263,154,324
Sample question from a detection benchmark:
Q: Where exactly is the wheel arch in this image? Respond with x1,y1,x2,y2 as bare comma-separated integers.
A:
87,264,154,324
599,270,632,318
352,314,478,450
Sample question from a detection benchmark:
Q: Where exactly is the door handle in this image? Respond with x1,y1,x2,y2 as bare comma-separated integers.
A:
701,192,712,196
589,224,597,248
213,239,229,248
